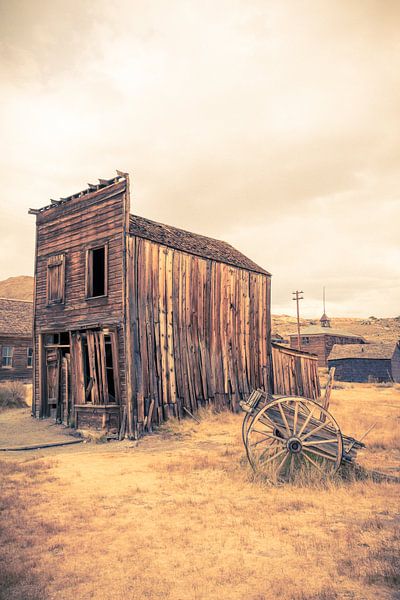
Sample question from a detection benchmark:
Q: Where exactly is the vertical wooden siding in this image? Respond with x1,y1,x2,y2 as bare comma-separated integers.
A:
127,236,271,436
271,343,320,399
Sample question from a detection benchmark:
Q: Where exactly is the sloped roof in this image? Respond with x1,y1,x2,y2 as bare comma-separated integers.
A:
129,214,270,275
328,343,398,361
290,325,365,340
0,298,33,337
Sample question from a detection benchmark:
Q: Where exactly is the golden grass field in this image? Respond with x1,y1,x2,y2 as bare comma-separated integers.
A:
1,382,399,600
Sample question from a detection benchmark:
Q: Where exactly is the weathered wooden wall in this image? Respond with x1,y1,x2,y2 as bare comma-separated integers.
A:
290,334,365,367
391,346,400,383
271,343,320,399
0,336,32,382
127,236,271,436
328,358,395,383
33,180,129,416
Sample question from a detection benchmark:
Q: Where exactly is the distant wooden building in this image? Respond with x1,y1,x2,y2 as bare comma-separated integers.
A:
289,315,365,367
328,342,400,383
0,298,33,382
30,173,320,437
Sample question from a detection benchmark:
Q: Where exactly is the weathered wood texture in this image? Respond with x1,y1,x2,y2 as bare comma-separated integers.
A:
127,236,271,436
271,343,320,399
33,181,129,415
289,334,365,367
0,336,32,382
32,175,275,436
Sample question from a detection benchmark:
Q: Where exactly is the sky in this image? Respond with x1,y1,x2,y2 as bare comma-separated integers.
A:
0,0,399,317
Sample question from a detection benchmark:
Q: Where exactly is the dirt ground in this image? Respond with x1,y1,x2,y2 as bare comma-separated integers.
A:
1,383,399,600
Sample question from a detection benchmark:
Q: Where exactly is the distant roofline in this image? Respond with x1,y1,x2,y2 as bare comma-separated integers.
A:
289,329,365,341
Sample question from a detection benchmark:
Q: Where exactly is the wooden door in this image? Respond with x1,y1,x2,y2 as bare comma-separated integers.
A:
46,348,60,419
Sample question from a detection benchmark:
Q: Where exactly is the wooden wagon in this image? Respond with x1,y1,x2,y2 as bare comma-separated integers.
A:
241,389,364,484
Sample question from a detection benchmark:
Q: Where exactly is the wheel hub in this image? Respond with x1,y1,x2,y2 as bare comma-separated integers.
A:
287,437,302,454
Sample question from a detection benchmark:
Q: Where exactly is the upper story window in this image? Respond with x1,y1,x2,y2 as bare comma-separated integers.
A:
47,254,65,305
27,347,33,367
86,244,108,298
302,336,310,344
2,346,13,367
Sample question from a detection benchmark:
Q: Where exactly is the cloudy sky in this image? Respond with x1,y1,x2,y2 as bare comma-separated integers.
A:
1,0,399,317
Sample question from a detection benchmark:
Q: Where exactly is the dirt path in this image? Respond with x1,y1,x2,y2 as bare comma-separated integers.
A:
1,385,399,600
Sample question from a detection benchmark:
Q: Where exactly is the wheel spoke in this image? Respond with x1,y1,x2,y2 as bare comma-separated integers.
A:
303,447,336,462
278,402,291,436
251,428,286,444
257,414,276,430
259,447,287,465
303,438,339,446
301,450,324,474
293,401,299,435
301,420,334,442
297,404,316,437
289,453,294,476
274,451,290,478
258,414,286,437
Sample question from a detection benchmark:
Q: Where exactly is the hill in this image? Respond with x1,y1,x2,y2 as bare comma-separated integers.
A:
0,275,399,343
272,314,400,344
0,276,34,301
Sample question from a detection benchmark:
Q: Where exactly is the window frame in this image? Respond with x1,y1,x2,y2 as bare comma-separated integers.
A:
85,243,108,300
1,346,14,368
27,347,33,368
46,253,66,305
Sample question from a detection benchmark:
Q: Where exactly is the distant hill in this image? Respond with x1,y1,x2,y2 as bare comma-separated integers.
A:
0,275,399,343
272,314,400,344
0,276,34,301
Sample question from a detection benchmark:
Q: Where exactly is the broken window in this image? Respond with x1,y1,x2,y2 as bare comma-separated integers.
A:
27,347,33,367
86,245,108,298
2,346,13,367
47,254,65,304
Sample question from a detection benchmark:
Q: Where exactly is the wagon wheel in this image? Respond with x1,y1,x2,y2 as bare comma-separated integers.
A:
245,396,343,484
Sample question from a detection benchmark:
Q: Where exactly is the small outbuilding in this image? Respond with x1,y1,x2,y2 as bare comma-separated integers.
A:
0,298,33,382
289,314,365,367
328,342,400,383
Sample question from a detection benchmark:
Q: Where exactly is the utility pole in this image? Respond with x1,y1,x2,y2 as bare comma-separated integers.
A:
292,290,304,350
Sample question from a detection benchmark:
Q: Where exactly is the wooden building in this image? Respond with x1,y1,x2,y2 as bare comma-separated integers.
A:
30,174,273,436
272,343,320,399
0,298,33,382
328,342,400,383
30,173,320,437
289,315,365,367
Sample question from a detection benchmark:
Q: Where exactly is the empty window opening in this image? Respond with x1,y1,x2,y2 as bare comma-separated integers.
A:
27,347,33,367
87,246,107,298
2,347,13,367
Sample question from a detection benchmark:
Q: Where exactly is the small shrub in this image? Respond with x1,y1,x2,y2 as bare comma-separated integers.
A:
0,382,27,409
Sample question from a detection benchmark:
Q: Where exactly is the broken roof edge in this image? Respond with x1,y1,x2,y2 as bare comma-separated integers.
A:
28,171,270,276
129,214,271,276
271,342,318,359
28,171,128,216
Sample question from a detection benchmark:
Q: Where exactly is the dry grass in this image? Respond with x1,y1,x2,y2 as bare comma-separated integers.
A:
0,383,399,600
0,381,28,409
